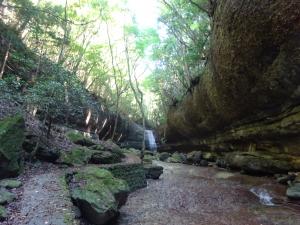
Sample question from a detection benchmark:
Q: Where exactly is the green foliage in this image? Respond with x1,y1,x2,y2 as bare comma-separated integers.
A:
144,0,211,124
0,0,211,130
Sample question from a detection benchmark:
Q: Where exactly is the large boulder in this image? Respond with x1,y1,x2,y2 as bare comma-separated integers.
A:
287,183,300,200
59,146,94,166
167,152,185,163
60,143,125,166
159,152,170,162
68,166,129,225
107,164,147,192
90,140,125,162
186,151,203,164
286,174,300,200
66,130,95,147
0,115,25,178
90,151,120,164
225,152,293,175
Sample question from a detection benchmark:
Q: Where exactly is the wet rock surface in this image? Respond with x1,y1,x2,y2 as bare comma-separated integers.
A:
115,161,300,225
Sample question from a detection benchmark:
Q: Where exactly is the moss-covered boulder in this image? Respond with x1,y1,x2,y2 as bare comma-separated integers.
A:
0,205,7,221
143,154,156,164
60,144,124,166
158,152,171,162
0,188,15,204
59,147,94,166
90,151,121,164
68,166,129,225
202,152,218,162
90,140,125,163
0,179,22,189
186,151,202,164
107,164,147,191
0,115,25,178
66,131,95,147
167,152,185,163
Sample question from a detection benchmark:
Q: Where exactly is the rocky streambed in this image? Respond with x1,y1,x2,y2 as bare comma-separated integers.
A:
115,161,300,225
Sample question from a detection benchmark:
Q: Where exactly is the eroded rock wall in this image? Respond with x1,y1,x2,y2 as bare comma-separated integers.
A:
166,0,300,171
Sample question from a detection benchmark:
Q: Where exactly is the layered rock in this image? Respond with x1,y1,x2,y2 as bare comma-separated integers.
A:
165,0,300,174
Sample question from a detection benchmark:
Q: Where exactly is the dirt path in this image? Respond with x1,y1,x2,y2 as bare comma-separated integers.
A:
115,161,300,225
1,163,78,225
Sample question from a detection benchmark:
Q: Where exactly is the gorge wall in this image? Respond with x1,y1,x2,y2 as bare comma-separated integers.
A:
165,0,300,172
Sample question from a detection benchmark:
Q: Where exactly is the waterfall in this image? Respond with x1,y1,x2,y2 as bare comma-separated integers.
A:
145,130,157,151
250,187,274,206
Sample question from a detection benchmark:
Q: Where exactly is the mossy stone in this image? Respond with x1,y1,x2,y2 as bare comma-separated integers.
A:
59,147,94,166
0,205,7,221
0,115,25,178
66,131,95,147
143,154,156,164
69,166,129,225
159,152,170,162
167,153,184,163
0,188,15,204
0,179,22,189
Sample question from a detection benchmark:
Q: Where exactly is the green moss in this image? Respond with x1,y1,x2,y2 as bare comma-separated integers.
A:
60,147,94,166
121,148,140,156
159,152,170,161
74,167,129,196
167,153,183,163
70,166,130,224
143,154,156,164
0,205,7,220
0,188,15,204
66,131,94,146
0,114,25,178
0,179,22,189
107,164,147,191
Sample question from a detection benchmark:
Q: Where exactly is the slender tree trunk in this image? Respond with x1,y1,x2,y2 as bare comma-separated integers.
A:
0,42,11,79
111,100,119,141
124,33,145,163
106,21,121,141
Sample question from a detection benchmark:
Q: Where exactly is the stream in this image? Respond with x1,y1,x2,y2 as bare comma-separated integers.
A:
115,161,300,225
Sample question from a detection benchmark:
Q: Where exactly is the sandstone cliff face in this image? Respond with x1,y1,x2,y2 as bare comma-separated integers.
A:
166,0,300,172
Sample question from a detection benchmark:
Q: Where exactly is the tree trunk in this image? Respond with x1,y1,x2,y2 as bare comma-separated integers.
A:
0,42,11,79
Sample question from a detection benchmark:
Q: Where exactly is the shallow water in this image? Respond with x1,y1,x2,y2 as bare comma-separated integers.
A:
115,161,300,225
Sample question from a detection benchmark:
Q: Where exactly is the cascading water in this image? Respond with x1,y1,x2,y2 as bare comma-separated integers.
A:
145,130,157,151
250,187,274,206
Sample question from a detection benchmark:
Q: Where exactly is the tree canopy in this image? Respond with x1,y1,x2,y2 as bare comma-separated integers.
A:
0,0,211,130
